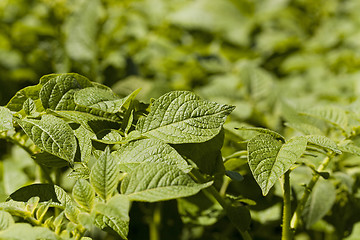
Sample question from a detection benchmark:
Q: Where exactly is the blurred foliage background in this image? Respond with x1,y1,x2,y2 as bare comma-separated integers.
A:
3,0,360,239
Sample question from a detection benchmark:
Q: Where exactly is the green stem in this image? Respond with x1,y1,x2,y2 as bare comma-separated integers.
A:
149,202,161,240
282,170,292,240
191,169,252,240
290,155,332,230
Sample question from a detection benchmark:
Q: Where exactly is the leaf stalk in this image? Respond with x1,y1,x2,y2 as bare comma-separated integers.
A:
281,170,292,240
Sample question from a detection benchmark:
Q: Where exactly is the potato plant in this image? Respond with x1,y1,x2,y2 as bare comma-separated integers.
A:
1,73,360,240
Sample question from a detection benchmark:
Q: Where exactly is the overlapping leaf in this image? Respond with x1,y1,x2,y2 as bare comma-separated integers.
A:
0,107,14,132
94,195,130,239
112,138,190,173
90,148,119,200
247,134,307,195
6,84,42,112
72,179,95,212
305,135,342,154
121,163,213,202
39,73,93,111
136,91,234,144
16,114,77,164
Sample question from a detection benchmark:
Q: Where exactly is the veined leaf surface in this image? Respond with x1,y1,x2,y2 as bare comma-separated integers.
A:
0,107,14,132
94,195,130,239
16,115,77,163
305,135,342,154
6,84,42,112
247,134,307,195
136,91,234,144
72,179,95,212
0,210,14,230
112,138,190,173
121,163,213,202
39,73,93,110
90,147,119,201
302,105,348,132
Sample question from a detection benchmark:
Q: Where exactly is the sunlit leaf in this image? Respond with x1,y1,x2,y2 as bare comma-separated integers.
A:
0,107,14,132
305,135,342,154
137,91,234,144
16,114,77,164
90,147,119,200
73,179,95,212
247,134,307,195
121,163,213,202
0,223,58,240
94,195,130,239
39,73,93,110
0,210,14,230
112,138,190,173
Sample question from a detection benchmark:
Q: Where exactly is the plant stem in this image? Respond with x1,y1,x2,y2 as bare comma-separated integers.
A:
149,202,161,240
191,169,252,240
290,155,331,230
281,170,292,240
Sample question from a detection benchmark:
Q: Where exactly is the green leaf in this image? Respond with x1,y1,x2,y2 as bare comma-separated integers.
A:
74,125,95,163
0,210,14,230
32,152,69,168
301,105,349,132
247,134,307,195
90,147,119,200
121,163,213,202
172,129,225,175
338,140,360,156
10,184,60,203
39,73,93,110
16,114,77,164
112,138,190,173
137,91,234,144
23,98,36,115
6,84,42,112
50,110,119,131
284,122,324,135
94,195,130,239
74,87,133,114
54,185,73,207
0,107,14,132
0,201,26,216
72,179,95,212
235,127,285,142
303,179,336,229
93,129,123,144
0,223,58,240
68,167,91,179
64,0,101,62
305,135,342,154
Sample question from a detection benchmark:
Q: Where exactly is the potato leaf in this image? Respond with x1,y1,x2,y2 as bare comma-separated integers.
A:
137,91,234,144
90,147,119,201
16,114,77,164
112,138,190,173
247,134,307,195
121,163,213,202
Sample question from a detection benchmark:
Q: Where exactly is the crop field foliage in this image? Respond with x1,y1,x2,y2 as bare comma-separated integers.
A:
1,0,360,240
